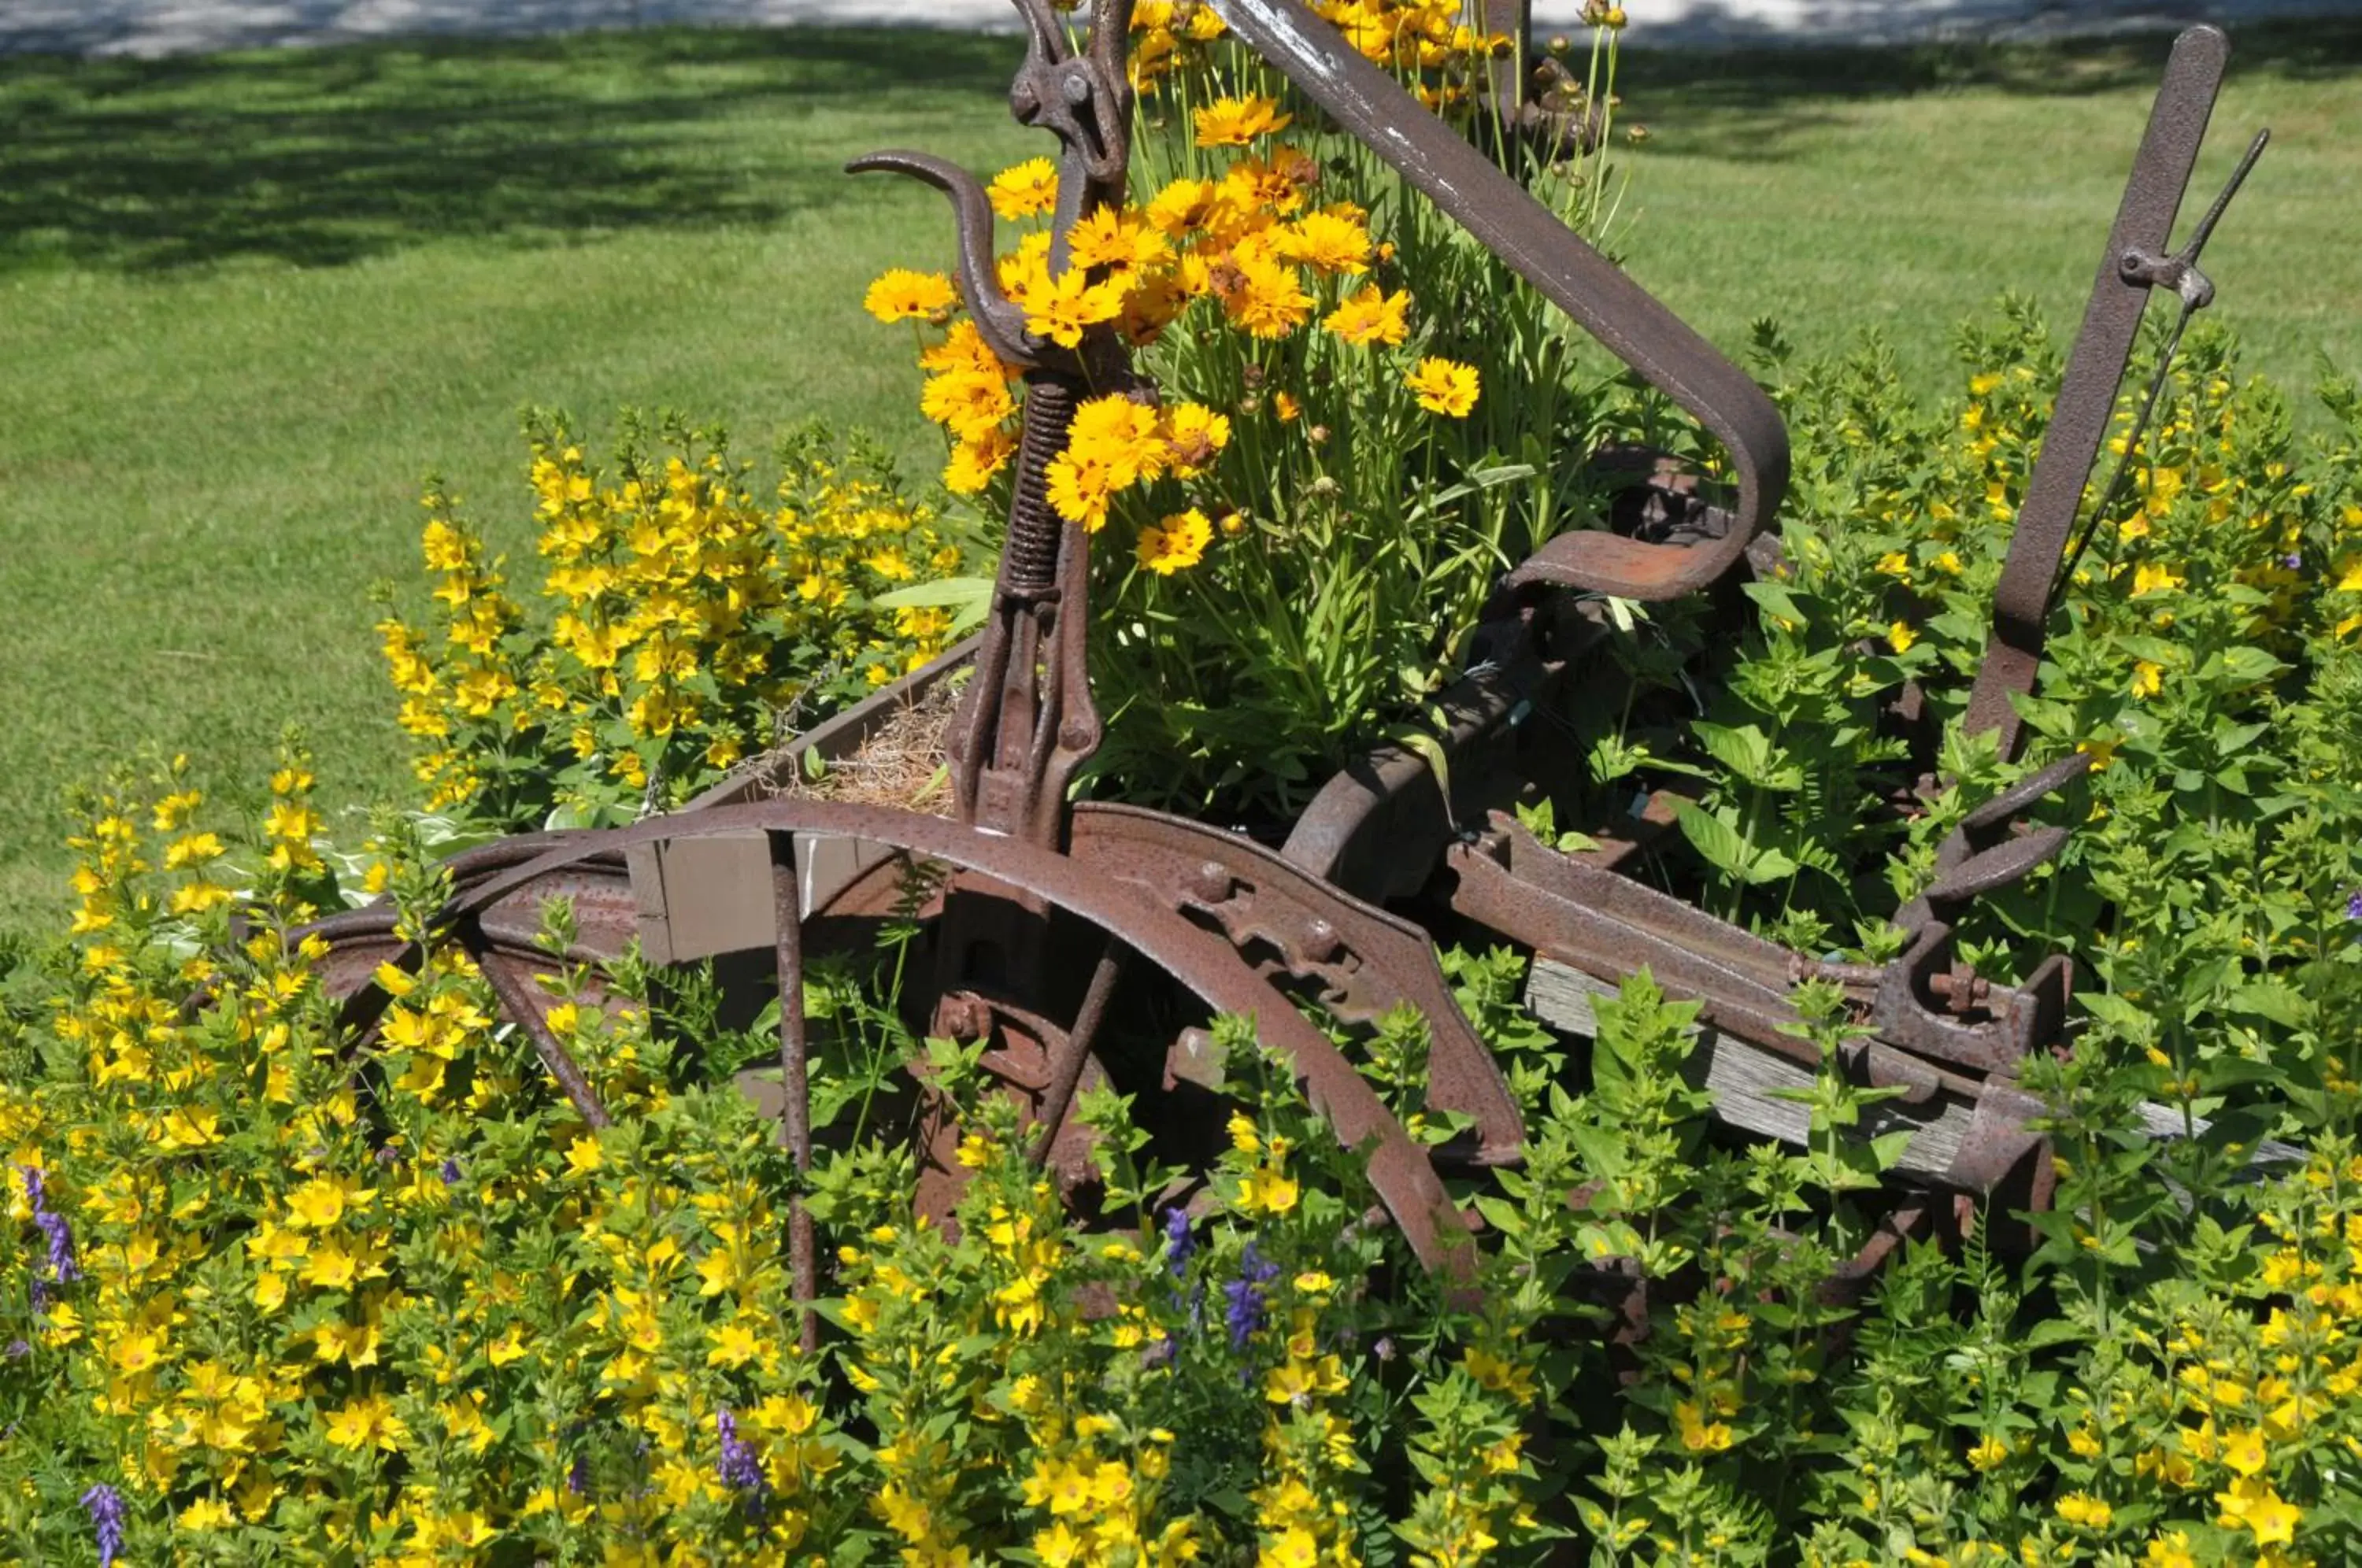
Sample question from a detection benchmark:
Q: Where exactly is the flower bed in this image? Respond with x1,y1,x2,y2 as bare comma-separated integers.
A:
6,3,2362,1565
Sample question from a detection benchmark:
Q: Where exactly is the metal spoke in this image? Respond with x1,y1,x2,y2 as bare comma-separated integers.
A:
476,940,611,1130
1029,937,1128,1167
768,830,818,1353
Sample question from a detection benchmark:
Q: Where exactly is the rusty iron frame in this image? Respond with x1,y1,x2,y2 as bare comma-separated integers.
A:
287,5,2275,1329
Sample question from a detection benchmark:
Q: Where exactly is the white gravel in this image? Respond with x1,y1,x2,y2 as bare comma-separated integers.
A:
1,0,2347,58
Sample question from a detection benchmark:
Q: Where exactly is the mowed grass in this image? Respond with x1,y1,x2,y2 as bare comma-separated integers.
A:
1,20,2358,926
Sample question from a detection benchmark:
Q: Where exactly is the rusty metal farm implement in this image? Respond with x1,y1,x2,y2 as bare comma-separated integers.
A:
298,1,2271,1311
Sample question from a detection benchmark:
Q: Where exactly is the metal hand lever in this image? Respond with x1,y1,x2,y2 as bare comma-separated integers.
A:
850,0,1139,845
1208,0,1790,601
1963,26,2250,756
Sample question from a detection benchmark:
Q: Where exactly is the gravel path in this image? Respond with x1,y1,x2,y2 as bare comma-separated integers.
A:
2,0,2345,59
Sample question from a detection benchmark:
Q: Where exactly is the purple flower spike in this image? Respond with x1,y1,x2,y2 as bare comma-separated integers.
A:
18,1166,79,1285
716,1409,765,1496
80,1483,124,1568
441,1158,462,1186
1224,1243,1282,1352
567,1453,591,1496
1162,1207,1194,1277
2347,888,2362,922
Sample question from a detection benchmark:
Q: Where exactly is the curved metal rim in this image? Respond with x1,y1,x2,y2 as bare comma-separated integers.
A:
335,800,1475,1276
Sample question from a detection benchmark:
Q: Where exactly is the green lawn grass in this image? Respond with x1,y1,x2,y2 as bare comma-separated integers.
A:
2,20,2357,926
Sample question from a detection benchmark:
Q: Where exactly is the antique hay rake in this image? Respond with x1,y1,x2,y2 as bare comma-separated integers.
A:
298,0,2274,1316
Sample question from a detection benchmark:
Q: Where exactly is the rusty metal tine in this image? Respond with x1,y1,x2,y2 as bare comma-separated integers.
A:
1208,0,1787,601
1010,0,1075,66
767,831,819,1353
1962,24,2228,757
1030,938,1129,1166
846,151,1040,369
476,943,613,1130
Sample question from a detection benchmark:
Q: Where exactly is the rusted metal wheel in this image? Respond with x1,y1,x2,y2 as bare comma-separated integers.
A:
303,799,1494,1318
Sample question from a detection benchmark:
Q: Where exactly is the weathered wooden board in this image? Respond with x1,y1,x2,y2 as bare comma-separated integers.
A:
1527,956,2303,1178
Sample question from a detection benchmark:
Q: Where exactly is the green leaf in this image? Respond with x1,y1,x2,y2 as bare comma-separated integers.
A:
873,575,994,635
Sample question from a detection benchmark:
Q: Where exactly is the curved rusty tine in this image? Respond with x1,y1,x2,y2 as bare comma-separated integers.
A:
1896,749,2096,935
846,151,1042,369
1920,827,2071,911
1205,0,1788,601
1961,24,2230,758
765,830,819,1353
353,802,1475,1276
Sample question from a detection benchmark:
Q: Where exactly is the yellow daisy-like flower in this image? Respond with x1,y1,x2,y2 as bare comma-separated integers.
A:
1220,257,1313,340
1965,1433,2009,1471
1066,205,1170,273
1405,356,1480,417
919,368,1015,442
1193,94,1291,148
1275,208,1371,275
1016,265,1126,349
1160,402,1232,477
945,427,1018,496
1047,453,1119,533
2132,659,2164,699
1886,620,1916,653
1321,283,1410,347
920,318,1009,379
1135,508,1213,577
987,157,1059,220
1145,176,1220,236
863,268,957,324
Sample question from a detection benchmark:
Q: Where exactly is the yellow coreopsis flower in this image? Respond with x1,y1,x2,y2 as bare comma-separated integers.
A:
988,156,1059,220
1405,357,1480,417
1017,265,1127,349
1193,94,1292,147
1135,509,1213,576
1321,283,1410,347
864,268,954,324
1275,208,1371,275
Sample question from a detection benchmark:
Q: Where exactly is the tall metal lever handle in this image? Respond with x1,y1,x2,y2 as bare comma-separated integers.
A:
1205,0,1790,601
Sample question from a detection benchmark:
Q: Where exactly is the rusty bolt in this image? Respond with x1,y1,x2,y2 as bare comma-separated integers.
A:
1301,918,1342,964
1930,966,1990,1015
1188,860,1235,904
937,993,992,1041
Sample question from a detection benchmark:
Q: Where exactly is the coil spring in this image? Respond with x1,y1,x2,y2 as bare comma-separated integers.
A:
1002,379,1079,598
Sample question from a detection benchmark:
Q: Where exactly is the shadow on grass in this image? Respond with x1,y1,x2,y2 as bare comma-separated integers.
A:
1621,15,2362,161
0,25,1019,272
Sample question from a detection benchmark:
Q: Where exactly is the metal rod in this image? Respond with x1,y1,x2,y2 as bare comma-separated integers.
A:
1029,937,1128,1165
768,830,818,1353
475,942,612,1130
